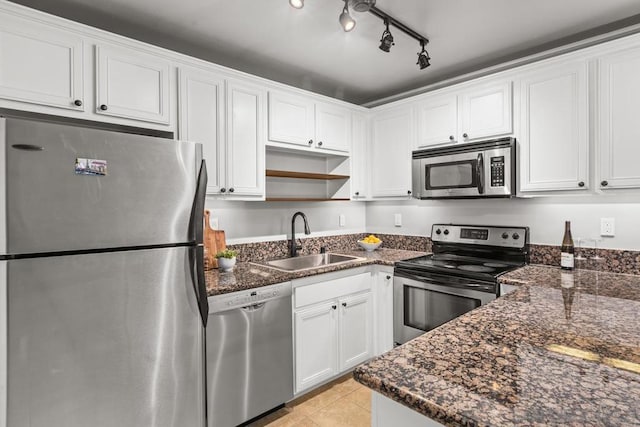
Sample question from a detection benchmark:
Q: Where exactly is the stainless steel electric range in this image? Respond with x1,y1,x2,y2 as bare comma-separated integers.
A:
393,224,529,345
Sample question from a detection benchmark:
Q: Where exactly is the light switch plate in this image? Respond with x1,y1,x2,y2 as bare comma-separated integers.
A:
394,213,402,227
339,214,346,227
600,217,615,237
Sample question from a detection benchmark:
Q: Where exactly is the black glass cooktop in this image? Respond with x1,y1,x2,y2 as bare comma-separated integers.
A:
395,253,524,281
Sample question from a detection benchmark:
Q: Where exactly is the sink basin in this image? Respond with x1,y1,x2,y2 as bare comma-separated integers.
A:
260,253,363,272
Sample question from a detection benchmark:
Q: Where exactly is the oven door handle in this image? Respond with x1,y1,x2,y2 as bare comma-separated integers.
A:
476,153,485,194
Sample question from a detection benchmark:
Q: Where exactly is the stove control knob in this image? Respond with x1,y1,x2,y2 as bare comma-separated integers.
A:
435,229,442,235
502,232,509,239
512,233,520,240
443,229,450,235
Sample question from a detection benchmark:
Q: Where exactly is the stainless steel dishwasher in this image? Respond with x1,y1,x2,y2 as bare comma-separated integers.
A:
207,282,293,427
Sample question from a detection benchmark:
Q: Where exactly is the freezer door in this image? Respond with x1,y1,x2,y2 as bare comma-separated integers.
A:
0,117,201,255
2,247,205,427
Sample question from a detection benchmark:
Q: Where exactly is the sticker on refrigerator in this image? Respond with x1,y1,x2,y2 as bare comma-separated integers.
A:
75,158,107,176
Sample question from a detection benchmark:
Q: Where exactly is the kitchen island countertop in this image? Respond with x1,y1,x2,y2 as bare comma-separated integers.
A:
354,264,640,426
205,248,426,297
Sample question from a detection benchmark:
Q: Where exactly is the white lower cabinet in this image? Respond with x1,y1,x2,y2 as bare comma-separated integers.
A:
373,267,394,354
293,270,373,394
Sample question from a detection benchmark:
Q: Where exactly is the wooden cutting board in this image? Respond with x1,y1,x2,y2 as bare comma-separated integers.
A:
204,210,226,270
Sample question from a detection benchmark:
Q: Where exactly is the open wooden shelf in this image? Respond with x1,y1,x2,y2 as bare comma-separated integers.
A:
266,169,349,180
265,197,350,202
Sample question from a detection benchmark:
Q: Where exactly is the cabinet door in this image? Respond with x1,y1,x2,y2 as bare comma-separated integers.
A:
0,15,83,111
598,46,640,189
338,291,373,371
178,67,224,195
519,61,588,192
416,94,457,147
375,271,394,355
225,79,265,198
294,302,338,393
315,102,351,153
350,112,369,200
460,81,512,141
95,44,171,124
267,91,314,147
370,107,413,198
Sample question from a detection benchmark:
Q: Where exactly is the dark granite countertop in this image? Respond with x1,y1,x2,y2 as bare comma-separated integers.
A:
205,248,425,297
354,265,640,426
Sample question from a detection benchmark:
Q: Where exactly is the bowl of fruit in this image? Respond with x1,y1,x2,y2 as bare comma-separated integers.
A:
358,234,382,252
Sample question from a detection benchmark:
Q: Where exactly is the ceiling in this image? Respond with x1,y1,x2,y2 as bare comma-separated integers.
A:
10,0,640,105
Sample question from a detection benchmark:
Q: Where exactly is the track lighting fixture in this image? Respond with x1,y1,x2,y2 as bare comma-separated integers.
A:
289,0,304,9
289,1,431,69
378,18,394,52
338,0,356,32
417,40,431,69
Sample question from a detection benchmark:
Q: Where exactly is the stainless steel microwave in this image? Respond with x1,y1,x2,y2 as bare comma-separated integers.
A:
412,137,516,199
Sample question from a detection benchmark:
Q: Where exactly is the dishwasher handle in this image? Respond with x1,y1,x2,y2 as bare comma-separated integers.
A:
241,302,266,311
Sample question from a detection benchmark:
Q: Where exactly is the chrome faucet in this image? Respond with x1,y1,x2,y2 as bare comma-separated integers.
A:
290,212,311,257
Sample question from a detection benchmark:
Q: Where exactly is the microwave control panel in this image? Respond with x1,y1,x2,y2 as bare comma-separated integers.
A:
490,156,505,187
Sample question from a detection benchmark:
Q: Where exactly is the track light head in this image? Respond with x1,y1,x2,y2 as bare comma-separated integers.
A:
378,19,394,52
289,0,304,8
417,40,431,70
339,0,356,32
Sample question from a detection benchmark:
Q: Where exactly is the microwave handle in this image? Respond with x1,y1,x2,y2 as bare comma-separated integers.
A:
477,153,485,194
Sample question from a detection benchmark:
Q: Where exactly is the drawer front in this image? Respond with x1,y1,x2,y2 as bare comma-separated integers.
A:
295,272,371,309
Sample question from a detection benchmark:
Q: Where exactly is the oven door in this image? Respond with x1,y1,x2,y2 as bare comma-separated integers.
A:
393,273,496,345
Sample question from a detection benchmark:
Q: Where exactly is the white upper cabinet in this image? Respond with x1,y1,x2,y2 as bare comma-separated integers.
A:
224,79,265,198
519,59,589,192
268,90,351,154
178,67,224,194
460,80,512,141
0,14,84,111
95,44,171,125
415,80,512,148
416,93,458,147
315,102,351,153
598,45,640,190
370,106,414,198
350,112,369,200
268,91,314,147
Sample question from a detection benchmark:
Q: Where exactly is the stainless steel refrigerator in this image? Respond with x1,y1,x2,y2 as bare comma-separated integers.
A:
0,115,209,427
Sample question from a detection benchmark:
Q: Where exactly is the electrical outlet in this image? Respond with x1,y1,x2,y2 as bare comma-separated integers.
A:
339,214,346,227
394,213,402,227
600,217,615,237
211,217,219,230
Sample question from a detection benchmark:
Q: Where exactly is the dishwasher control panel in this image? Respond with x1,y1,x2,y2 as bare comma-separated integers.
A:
208,282,293,314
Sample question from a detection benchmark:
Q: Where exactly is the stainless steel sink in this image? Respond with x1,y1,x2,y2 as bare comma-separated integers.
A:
259,253,363,272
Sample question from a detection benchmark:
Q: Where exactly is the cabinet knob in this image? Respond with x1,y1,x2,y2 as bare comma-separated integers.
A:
462,133,468,138
229,187,235,193
99,104,108,111
386,275,391,280
331,305,337,310
308,139,313,145
73,99,83,107
342,302,347,307
407,190,412,195
355,191,360,196
220,188,226,193
601,180,609,187
578,181,585,187
317,141,323,146
449,135,454,141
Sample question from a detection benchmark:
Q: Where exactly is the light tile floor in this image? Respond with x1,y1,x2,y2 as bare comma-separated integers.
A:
248,375,371,427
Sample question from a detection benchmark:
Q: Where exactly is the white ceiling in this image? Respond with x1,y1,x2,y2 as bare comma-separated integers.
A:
10,0,640,105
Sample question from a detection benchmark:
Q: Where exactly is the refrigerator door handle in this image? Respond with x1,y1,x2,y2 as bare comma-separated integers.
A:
189,245,209,327
190,159,208,245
